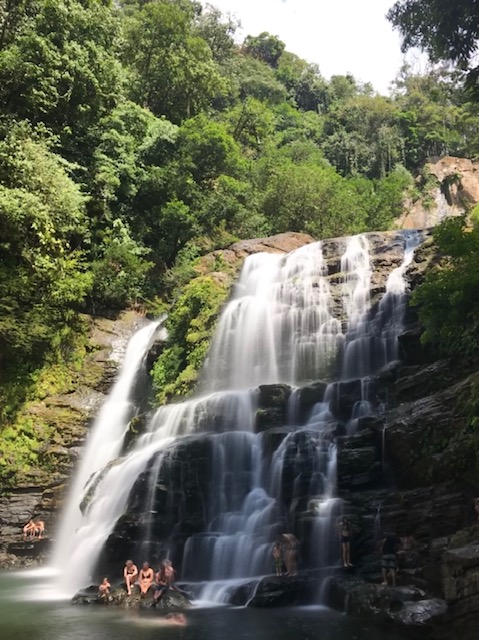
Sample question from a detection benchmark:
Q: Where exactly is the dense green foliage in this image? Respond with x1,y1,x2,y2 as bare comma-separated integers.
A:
388,0,479,92
0,0,479,405
151,274,230,403
411,217,479,356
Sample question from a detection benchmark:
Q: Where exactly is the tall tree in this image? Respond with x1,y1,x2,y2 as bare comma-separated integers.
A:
122,0,226,122
243,32,285,68
0,0,123,150
388,0,479,91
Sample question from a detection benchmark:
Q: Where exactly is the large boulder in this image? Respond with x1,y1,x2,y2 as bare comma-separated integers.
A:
247,572,318,607
342,582,447,634
72,584,191,610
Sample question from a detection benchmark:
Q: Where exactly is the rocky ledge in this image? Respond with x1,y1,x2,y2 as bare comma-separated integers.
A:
73,583,191,611
329,576,447,637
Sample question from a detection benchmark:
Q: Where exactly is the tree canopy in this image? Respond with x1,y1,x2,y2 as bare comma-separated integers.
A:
388,0,479,91
0,0,478,382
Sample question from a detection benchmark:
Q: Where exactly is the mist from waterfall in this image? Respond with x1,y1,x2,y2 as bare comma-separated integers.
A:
52,231,422,598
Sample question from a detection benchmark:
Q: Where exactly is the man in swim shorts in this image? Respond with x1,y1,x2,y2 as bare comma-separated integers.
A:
381,533,402,586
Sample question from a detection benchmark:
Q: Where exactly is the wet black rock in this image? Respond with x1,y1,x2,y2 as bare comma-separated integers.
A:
255,384,291,431
337,445,381,490
261,426,294,457
295,382,328,421
247,572,318,607
72,584,191,610
328,576,446,635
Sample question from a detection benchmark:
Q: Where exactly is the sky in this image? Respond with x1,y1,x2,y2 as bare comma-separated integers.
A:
201,0,427,95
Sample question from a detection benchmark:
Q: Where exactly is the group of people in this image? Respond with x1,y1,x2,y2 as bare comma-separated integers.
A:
22,519,45,540
99,558,176,603
272,533,300,576
338,516,420,586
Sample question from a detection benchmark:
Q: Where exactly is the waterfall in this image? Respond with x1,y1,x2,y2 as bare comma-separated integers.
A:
204,242,342,389
51,320,162,590
53,231,422,598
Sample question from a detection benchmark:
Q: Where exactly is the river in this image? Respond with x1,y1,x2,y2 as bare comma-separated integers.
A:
0,570,407,640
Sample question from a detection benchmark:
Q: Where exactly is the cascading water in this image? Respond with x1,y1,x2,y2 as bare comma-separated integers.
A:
51,320,162,590
53,231,422,600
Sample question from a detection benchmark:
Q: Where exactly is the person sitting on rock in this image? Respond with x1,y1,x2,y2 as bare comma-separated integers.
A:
22,520,36,540
338,517,353,568
123,559,138,596
139,562,154,597
272,541,284,576
33,520,45,539
380,532,402,586
98,577,111,599
152,559,175,605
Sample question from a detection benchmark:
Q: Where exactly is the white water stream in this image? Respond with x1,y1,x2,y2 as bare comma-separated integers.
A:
51,320,162,592
51,231,422,599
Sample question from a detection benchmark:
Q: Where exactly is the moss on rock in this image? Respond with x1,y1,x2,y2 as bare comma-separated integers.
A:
151,275,230,404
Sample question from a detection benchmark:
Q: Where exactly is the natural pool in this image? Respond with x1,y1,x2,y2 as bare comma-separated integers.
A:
0,570,409,640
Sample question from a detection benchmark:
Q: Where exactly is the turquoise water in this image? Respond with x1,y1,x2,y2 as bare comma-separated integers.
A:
0,571,407,640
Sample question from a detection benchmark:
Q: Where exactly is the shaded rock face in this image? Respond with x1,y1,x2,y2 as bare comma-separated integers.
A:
247,572,318,607
329,577,447,636
0,311,149,568
99,435,214,577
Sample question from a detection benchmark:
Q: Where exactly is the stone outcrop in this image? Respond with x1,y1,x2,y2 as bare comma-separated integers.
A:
398,156,479,229
0,311,148,568
329,577,447,636
72,583,191,610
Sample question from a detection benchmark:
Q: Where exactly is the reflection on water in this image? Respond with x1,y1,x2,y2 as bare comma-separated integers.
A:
0,571,408,640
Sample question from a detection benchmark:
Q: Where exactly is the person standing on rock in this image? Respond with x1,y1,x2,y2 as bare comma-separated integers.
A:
272,541,284,576
380,532,402,586
33,520,45,539
139,562,154,596
338,517,353,568
22,520,36,540
281,534,299,575
474,497,479,521
123,559,139,596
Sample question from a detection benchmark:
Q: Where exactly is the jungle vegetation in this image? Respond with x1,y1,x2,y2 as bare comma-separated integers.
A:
0,0,479,408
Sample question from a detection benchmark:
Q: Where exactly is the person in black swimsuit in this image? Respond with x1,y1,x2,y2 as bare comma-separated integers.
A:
123,559,138,596
339,517,353,567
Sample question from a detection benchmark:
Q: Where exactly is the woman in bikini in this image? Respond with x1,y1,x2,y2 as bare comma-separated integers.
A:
139,562,154,596
123,559,138,596
339,517,353,567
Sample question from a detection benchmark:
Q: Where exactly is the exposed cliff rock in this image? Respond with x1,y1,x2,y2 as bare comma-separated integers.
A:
0,311,147,568
398,156,479,230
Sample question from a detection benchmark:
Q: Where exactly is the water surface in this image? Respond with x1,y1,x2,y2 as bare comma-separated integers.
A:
1,570,407,640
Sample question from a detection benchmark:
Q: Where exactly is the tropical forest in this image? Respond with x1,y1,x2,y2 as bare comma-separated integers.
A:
1,2,479,639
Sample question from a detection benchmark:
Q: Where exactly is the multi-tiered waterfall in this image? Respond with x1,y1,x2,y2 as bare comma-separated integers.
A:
53,230,422,599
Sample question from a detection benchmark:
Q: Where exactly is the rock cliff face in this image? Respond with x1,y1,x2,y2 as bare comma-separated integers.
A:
92,229,479,638
398,156,479,229
0,311,147,568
